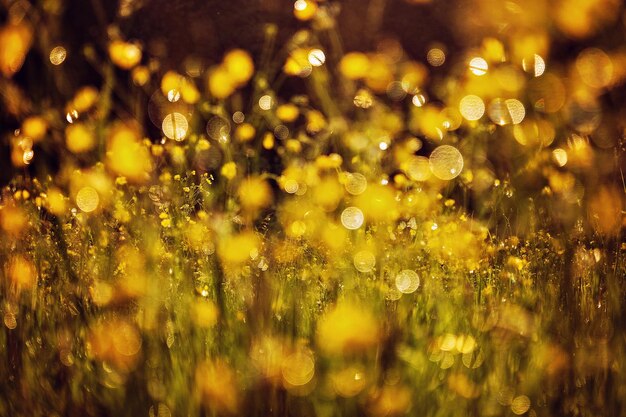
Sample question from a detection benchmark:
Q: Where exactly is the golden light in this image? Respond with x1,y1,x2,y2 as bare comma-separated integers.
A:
429,145,464,180
412,93,427,107
284,179,299,194
232,111,245,124
513,118,555,147
76,186,99,213
353,250,376,273
468,57,488,76
487,98,525,125
511,395,531,415
259,95,273,110
49,46,67,65
552,148,568,167
395,269,420,294
340,52,370,80
354,89,374,108
1,3,624,416
167,89,181,102
66,123,95,153
459,95,485,121
206,116,231,143
576,48,613,89
108,40,142,70
162,112,189,141
332,366,367,398
308,49,326,67
341,206,364,230
441,107,462,130
345,173,367,195
294,0,318,21
505,99,525,124
282,351,315,387
405,156,431,181
522,54,545,77
427,48,446,66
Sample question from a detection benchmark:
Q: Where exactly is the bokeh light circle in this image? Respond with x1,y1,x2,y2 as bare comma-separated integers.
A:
429,145,464,180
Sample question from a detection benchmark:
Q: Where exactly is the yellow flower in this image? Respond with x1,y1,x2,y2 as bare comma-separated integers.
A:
221,161,238,180
284,48,311,77
191,301,219,328
294,0,318,21
0,22,32,77
108,40,142,70
312,177,344,211
0,206,27,236
306,110,326,133
365,55,393,93
8,256,36,289
66,123,96,153
235,123,256,142
223,49,254,85
315,153,343,169
263,132,275,149
285,139,302,153
339,52,370,80
218,231,260,265
207,65,235,99
72,86,99,113
195,360,239,414
106,124,153,182
161,71,183,95
21,116,47,142
276,104,300,122
238,176,273,211
181,78,200,104
47,188,67,216
354,183,399,222
317,303,380,355
131,66,150,86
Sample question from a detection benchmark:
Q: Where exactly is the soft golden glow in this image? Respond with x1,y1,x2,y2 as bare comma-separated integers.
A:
576,48,613,89
459,95,485,121
468,57,488,76
429,145,464,180
552,148,568,167
49,46,67,65
1,4,624,416
308,49,326,67
76,186,99,213
487,98,525,125
162,112,189,141
405,155,431,181
108,40,142,69
510,395,531,415
259,95,273,110
395,269,420,293
341,206,364,230
353,249,376,272
427,48,446,66
344,173,367,195
294,0,318,21
522,54,545,77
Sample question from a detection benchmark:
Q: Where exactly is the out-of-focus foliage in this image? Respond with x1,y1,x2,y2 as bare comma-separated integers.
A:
0,0,625,416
